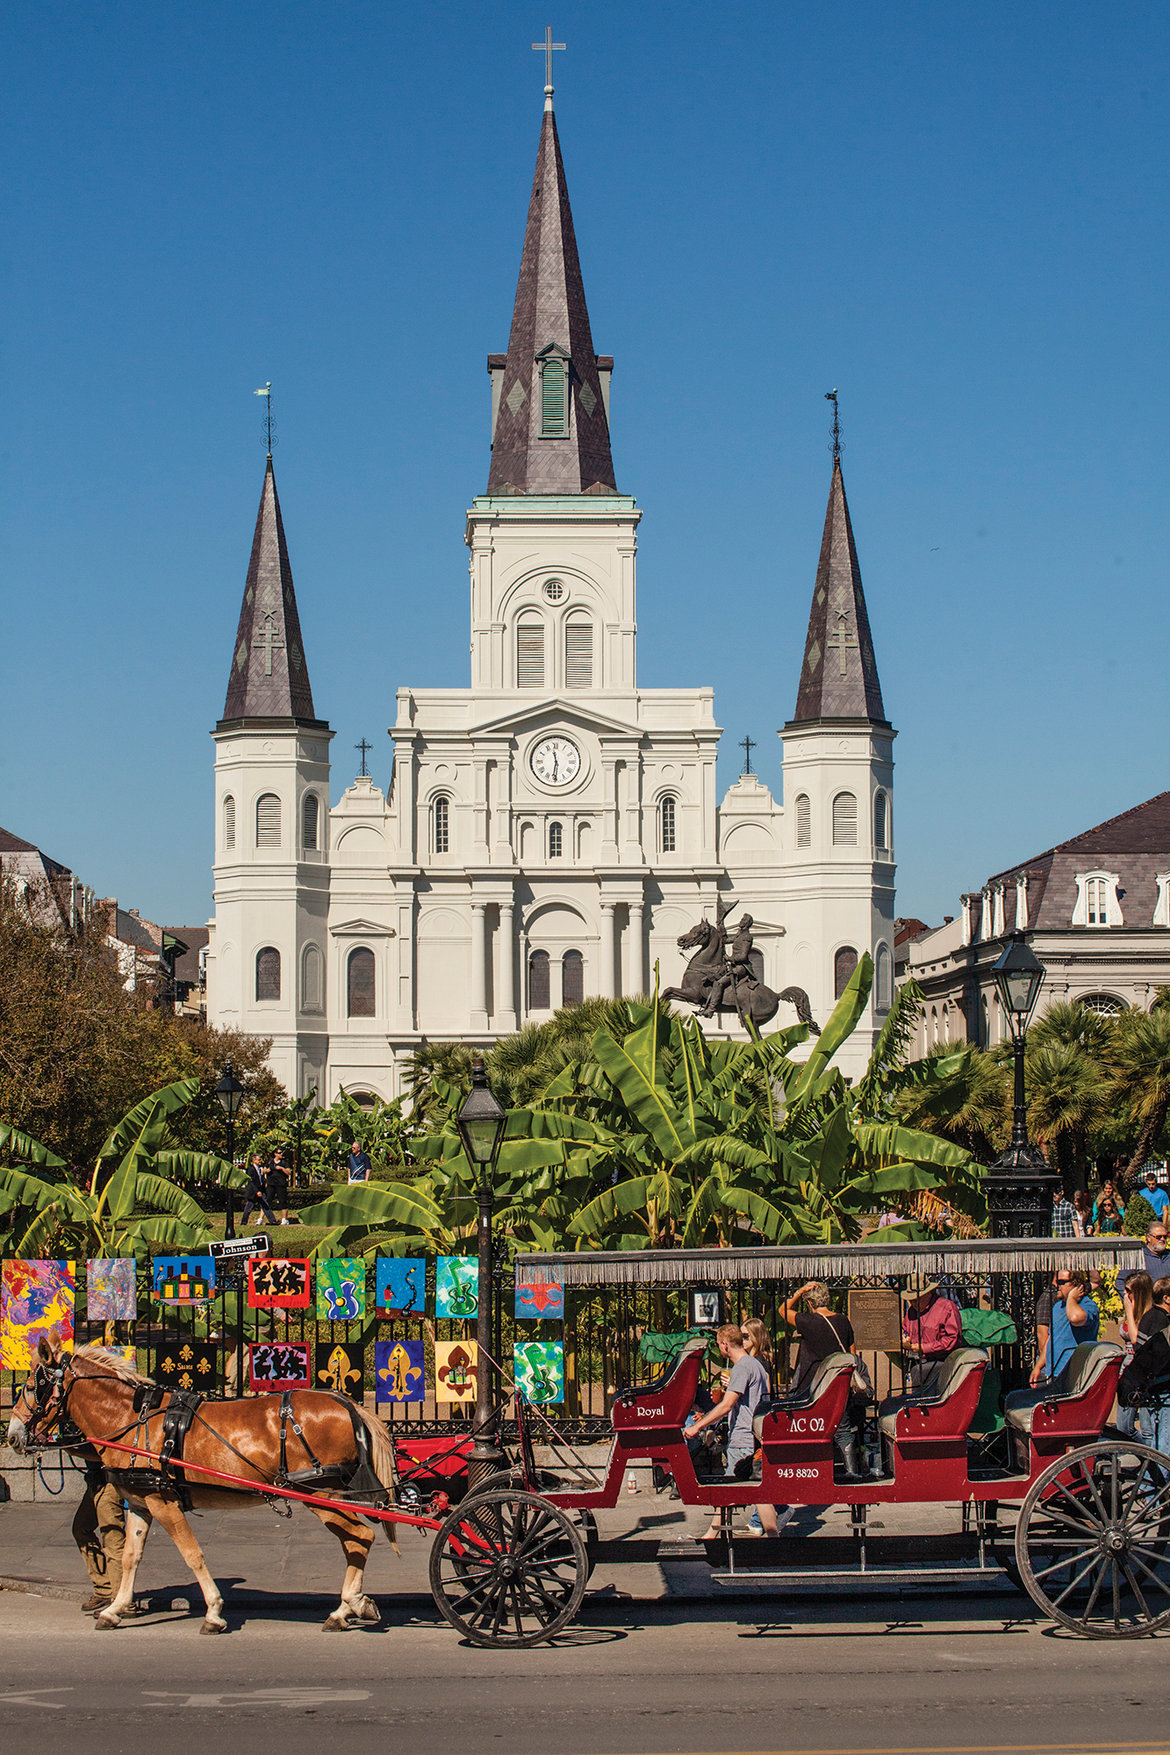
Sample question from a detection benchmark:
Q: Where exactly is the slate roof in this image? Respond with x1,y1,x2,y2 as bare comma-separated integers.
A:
791,460,887,725
983,793,1170,932
486,103,617,496
0,825,70,876
220,457,318,724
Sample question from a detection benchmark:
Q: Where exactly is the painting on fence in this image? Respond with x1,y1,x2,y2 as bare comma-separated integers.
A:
435,1257,478,1320
249,1341,311,1391
106,1345,140,1370
375,1338,425,1404
1,1260,76,1370
434,1340,478,1403
515,1279,564,1320
314,1340,364,1396
374,1257,425,1319
87,1258,137,1322
153,1340,217,1392
315,1258,366,1321
152,1257,216,1303
513,1341,564,1405
247,1258,311,1309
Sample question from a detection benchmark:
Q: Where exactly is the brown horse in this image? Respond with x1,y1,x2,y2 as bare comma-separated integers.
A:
7,1336,398,1634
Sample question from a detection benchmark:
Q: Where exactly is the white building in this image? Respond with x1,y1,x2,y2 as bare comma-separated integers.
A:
207,89,897,1099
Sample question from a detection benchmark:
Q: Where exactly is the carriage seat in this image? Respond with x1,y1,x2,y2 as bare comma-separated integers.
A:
611,1337,709,1431
752,1353,855,1442
1003,1342,1122,1438
878,1347,990,1441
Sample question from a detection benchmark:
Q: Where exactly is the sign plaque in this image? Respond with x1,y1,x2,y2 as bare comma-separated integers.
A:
847,1287,902,1350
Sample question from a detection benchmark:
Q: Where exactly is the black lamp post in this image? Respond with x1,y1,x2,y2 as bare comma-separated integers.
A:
456,1056,507,1489
983,934,1060,1237
214,1064,245,1241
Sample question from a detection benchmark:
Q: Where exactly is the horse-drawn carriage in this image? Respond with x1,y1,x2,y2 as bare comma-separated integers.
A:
11,1238,1170,1646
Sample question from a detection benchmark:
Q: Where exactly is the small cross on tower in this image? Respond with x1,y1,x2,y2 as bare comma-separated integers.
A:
253,615,285,676
828,613,858,677
532,26,566,92
355,738,373,777
739,734,756,775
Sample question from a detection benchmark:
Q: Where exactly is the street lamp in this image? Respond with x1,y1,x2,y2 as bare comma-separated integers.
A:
456,1057,507,1489
983,934,1060,1238
214,1064,245,1241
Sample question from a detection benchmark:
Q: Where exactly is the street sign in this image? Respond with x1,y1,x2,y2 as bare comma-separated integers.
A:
210,1235,271,1262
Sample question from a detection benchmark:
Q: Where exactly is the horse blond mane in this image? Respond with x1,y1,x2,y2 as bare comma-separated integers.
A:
346,1400,397,1491
72,1343,155,1387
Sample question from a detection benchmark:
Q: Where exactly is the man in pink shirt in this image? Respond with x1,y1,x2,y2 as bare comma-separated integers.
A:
901,1283,962,1391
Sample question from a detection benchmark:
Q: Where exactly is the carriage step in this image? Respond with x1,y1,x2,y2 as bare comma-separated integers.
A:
710,1564,1008,1588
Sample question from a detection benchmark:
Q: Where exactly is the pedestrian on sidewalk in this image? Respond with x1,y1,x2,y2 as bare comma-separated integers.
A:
74,1454,129,1616
347,1141,372,1183
267,1151,292,1225
241,1150,276,1228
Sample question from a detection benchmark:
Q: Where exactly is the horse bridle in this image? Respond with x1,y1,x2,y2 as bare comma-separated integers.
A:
18,1357,75,1447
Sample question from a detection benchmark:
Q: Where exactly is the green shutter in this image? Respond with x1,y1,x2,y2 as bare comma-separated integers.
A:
541,360,566,435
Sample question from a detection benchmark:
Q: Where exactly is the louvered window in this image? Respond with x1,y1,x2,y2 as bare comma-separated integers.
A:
517,620,544,688
660,796,677,853
541,358,567,436
874,791,888,852
834,946,858,999
256,946,281,1001
565,619,593,688
795,794,810,848
223,796,236,850
832,792,857,846
529,949,550,1010
548,821,563,859
562,949,584,1006
347,947,375,1018
302,793,319,851
256,793,281,847
432,796,450,854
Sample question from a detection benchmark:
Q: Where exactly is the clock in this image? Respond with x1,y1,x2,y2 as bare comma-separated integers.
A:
530,735,581,787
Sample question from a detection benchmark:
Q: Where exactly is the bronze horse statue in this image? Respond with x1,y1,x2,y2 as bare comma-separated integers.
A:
662,903,820,1034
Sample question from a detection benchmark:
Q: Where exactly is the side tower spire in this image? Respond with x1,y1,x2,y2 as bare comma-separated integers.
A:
792,454,887,726
486,92,617,495
220,456,319,725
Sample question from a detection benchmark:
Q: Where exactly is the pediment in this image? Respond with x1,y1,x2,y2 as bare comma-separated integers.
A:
329,918,396,937
471,696,639,739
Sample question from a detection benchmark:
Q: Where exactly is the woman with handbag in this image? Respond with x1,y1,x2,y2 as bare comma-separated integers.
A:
777,1282,870,1477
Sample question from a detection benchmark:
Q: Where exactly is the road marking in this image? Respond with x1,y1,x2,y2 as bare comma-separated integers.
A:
144,1688,370,1709
595,1746,1170,1755
0,1688,73,1710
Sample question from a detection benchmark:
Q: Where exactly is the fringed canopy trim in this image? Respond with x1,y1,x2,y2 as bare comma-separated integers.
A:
516,1238,1143,1286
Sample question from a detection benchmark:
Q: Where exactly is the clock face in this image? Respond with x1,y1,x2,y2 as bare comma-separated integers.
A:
530,735,581,787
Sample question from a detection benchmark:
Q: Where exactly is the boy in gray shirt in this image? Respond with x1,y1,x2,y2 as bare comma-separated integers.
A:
683,1323,776,1537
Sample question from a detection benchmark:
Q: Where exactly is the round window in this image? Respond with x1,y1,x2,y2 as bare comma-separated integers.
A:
543,578,566,603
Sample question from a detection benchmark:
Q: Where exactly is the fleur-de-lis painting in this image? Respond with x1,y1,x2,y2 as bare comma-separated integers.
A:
315,1341,363,1395
375,1338,425,1404
434,1340,478,1403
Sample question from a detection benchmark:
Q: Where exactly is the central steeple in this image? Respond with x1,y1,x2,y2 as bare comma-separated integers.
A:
486,97,617,496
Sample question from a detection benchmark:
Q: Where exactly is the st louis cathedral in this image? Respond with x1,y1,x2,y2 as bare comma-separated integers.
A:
207,85,897,1099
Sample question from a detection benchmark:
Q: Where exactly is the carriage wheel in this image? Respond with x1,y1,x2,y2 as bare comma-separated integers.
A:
429,1488,587,1648
1015,1440,1170,1638
478,1467,598,1578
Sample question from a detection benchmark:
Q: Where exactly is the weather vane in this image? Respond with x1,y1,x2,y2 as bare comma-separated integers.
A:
254,381,276,456
825,388,841,463
532,26,566,98
355,738,372,777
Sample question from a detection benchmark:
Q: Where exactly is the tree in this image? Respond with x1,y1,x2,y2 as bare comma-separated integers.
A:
1108,1007,1170,1189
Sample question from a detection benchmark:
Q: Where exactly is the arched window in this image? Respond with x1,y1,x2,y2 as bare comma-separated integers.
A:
795,794,810,848
562,949,584,1006
1087,878,1109,924
301,943,323,1013
876,943,892,1010
347,947,375,1018
660,795,677,853
565,616,593,688
517,616,544,688
540,355,568,436
432,796,450,854
256,793,281,847
1079,992,1126,1017
529,949,550,1010
874,791,888,852
302,793,319,851
834,946,858,999
256,946,281,1001
223,795,236,850
548,820,563,858
832,792,857,846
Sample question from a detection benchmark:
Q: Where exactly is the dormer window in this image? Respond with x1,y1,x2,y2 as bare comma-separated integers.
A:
1072,870,1122,928
537,344,570,438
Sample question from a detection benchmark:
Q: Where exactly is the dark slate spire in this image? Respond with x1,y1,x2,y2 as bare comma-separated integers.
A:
487,101,617,496
792,460,887,725
220,457,318,725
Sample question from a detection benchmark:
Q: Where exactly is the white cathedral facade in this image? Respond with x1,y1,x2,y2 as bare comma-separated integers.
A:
207,91,897,1099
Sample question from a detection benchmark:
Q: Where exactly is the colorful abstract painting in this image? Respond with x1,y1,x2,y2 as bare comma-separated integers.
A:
435,1256,478,1320
315,1258,366,1321
515,1279,565,1320
249,1341,311,1391
87,1258,137,1322
1,1261,76,1370
153,1341,217,1392
374,1257,425,1319
434,1339,478,1403
314,1340,364,1396
513,1341,564,1405
247,1257,311,1309
152,1256,216,1303
375,1338,425,1404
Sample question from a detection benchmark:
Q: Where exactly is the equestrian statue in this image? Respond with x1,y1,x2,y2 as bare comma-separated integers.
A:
661,898,820,1034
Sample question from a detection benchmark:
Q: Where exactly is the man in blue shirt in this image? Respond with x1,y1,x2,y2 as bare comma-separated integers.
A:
346,1142,371,1183
1141,1170,1170,1224
1029,1269,1098,1385
1116,1221,1170,1297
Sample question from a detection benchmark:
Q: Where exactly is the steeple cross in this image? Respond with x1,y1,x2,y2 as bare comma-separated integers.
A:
355,738,372,777
828,613,858,677
739,734,756,775
253,616,285,675
532,27,566,89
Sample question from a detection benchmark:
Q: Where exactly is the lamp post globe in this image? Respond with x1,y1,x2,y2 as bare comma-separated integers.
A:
456,1057,507,1489
983,935,1060,1238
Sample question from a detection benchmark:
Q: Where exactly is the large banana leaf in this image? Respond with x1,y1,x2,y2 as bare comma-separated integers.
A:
95,1079,202,1222
0,1124,67,1169
152,1150,245,1188
0,1165,91,1222
298,1182,443,1234
131,1174,214,1228
787,956,873,1103
854,1122,973,1169
591,1025,693,1159
121,1215,211,1252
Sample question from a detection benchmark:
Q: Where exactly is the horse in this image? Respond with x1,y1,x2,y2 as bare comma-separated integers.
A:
7,1335,399,1635
662,917,821,1034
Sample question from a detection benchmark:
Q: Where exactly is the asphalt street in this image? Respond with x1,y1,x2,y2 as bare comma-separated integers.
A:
2,1586,1167,1755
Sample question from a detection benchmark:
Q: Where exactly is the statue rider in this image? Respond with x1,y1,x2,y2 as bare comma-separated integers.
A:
699,910,758,1018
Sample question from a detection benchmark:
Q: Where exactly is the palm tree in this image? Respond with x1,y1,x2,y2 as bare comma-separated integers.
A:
1025,1039,1106,1192
893,1043,1009,1162
1108,1007,1170,1189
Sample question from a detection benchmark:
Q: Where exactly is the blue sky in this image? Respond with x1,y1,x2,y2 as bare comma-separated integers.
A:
4,2,1167,928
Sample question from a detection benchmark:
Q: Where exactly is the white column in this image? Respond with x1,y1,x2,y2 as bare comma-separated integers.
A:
470,901,488,1030
600,757,619,860
497,900,517,1031
628,900,645,996
471,758,490,861
599,901,616,997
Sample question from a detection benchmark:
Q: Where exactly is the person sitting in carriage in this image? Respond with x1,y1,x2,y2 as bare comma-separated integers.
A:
900,1281,962,1392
